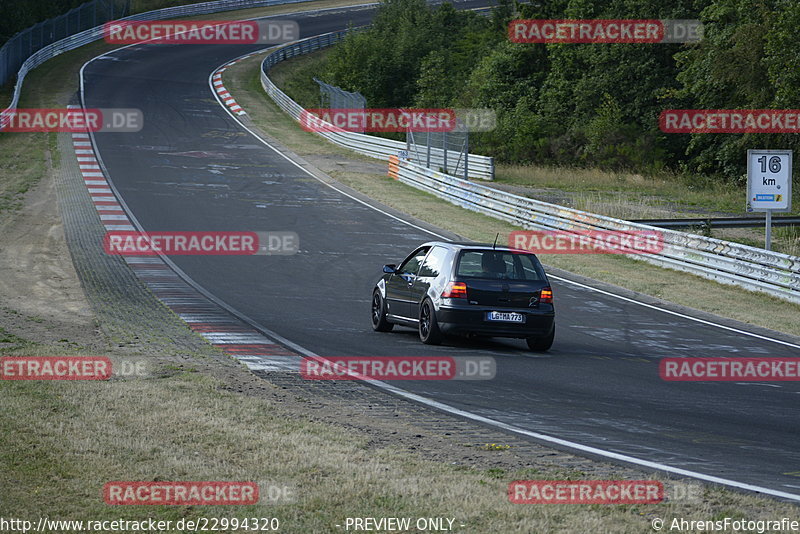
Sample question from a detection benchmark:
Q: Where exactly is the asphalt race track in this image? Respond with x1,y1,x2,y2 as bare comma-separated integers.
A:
81,2,800,499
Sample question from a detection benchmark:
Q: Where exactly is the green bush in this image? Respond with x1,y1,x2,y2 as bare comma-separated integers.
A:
312,0,799,182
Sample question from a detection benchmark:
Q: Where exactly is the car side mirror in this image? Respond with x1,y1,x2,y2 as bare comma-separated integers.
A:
383,264,397,273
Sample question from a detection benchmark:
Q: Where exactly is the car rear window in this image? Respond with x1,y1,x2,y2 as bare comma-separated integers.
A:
456,250,545,281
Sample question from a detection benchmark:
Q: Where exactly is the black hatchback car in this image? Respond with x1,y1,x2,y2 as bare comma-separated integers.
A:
371,242,555,350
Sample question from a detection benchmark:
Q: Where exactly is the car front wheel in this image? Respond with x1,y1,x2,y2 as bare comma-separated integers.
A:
419,299,443,345
371,289,394,332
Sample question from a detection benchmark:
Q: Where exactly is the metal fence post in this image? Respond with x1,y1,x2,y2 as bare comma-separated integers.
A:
0,47,6,87
426,132,431,168
17,36,23,76
443,130,448,174
464,131,469,180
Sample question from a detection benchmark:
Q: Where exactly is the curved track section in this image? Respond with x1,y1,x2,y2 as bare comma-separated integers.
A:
80,3,800,499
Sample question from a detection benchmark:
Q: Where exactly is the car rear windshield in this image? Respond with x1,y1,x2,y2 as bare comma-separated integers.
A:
456,250,545,281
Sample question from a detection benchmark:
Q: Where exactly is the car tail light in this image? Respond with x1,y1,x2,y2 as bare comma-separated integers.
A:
539,287,553,304
442,281,468,299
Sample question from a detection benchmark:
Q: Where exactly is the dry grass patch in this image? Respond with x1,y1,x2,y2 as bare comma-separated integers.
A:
0,4,796,529
3,358,799,532
496,164,753,217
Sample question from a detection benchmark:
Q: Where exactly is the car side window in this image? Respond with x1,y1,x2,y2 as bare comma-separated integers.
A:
418,246,448,277
398,247,430,278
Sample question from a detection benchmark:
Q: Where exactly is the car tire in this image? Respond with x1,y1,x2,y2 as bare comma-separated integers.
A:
526,326,554,352
371,289,394,332
419,298,443,345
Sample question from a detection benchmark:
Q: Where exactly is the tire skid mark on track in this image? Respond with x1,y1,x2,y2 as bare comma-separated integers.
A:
197,52,800,502
67,104,298,371
74,3,800,501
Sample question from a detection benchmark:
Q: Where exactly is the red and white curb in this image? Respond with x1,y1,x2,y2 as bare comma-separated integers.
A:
212,57,252,116
69,106,135,234
67,105,298,371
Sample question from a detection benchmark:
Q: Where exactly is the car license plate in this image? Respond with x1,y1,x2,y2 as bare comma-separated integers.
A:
486,311,524,323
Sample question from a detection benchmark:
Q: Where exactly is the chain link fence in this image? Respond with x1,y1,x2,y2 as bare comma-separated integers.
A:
312,77,367,133
406,119,470,179
0,0,131,88
313,78,366,110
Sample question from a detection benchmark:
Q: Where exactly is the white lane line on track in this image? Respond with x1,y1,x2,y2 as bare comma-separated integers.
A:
546,274,800,350
209,50,800,351
75,6,800,502
203,47,800,502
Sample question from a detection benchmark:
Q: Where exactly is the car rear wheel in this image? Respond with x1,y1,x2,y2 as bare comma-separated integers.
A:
371,290,394,332
526,326,554,352
419,299,443,345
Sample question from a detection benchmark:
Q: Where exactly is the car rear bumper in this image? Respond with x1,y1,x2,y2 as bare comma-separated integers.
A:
436,304,554,338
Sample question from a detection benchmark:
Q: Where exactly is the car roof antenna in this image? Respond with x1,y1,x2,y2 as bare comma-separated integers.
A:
492,233,499,250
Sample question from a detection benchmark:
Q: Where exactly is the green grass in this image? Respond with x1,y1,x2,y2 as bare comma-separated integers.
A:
269,48,800,257
269,47,800,221
0,3,797,528
4,368,798,532
231,47,800,338
0,133,51,219
269,48,332,111
130,0,218,11
0,327,34,352
0,0,362,224
0,327,29,344
495,164,751,216
714,224,800,258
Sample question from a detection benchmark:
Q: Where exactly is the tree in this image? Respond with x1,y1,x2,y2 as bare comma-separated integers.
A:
674,0,800,178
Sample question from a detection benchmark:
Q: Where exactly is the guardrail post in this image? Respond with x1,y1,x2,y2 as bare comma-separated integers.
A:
766,210,773,251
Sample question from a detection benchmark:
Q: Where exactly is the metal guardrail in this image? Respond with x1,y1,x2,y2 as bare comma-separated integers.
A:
390,158,800,303
258,25,799,303
258,28,799,304
7,0,796,302
1,0,316,115
260,30,496,180
633,216,800,230
0,0,132,88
